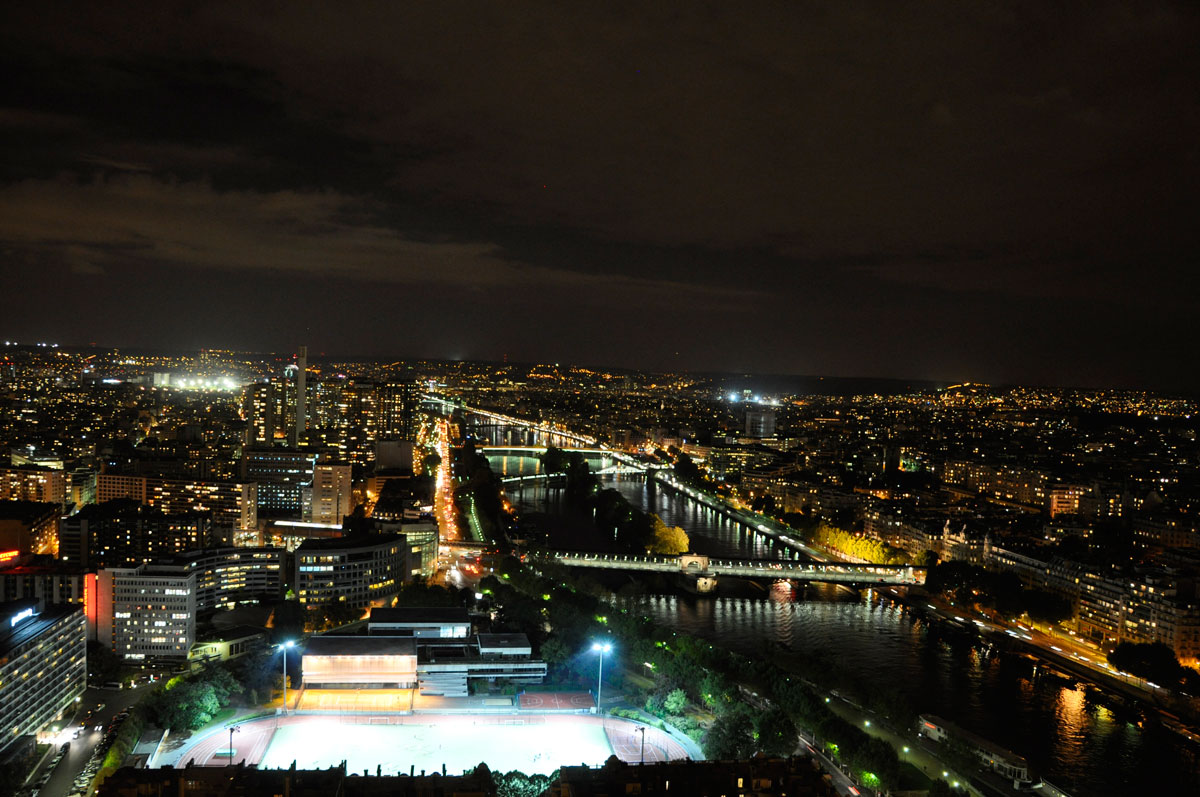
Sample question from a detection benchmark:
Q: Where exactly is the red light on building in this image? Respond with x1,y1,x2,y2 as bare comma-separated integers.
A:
84,572,98,628
0,550,19,564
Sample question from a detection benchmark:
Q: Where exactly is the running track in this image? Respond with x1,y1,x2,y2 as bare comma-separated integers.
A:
175,713,690,768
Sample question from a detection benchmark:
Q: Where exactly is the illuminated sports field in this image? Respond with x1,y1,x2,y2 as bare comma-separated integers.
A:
257,717,615,775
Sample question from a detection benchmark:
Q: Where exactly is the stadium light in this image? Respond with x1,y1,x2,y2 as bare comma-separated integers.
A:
276,640,296,713
591,641,612,716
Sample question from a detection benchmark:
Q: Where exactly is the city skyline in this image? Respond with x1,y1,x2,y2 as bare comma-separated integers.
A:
2,2,1198,392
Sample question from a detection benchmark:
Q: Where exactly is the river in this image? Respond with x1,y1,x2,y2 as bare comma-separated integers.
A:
488,453,1200,796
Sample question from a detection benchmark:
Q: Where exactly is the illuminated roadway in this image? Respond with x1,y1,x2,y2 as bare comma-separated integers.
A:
432,418,462,575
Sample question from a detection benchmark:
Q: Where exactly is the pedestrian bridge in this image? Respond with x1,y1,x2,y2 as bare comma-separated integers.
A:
546,551,926,586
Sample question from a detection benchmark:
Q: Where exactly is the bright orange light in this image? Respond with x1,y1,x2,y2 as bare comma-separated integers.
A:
0,550,19,563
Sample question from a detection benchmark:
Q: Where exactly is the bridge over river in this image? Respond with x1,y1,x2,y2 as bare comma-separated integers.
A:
547,551,925,592
482,446,649,484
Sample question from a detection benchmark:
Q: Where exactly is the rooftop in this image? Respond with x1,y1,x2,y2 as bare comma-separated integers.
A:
0,500,59,523
0,602,82,654
295,533,403,552
369,607,470,625
303,635,416,657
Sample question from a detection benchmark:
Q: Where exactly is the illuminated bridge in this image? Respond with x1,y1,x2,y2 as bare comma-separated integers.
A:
425,395,599,447
546,551,926,589
482,446,649,478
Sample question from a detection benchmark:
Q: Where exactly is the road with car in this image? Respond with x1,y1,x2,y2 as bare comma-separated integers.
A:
25,684,146,797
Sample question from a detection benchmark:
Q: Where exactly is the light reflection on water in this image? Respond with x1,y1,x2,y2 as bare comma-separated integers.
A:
492,442,1199,794
622,591,1196,795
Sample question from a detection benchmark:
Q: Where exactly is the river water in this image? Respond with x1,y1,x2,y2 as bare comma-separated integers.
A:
491,454,1199,795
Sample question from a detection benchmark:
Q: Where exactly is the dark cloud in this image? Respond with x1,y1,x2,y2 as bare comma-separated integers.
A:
0,1,1197,389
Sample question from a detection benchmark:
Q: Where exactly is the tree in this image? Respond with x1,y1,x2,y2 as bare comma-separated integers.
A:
674,451,702,484
154,681,221,730
664,688,689,715
1107,642,1186,687
422,451,442,473
702,708,756,759
539,637,572,668
315,600,365,630
649,514,690,555
495,770,552,797
1023,590,1072,624
700,671,732,709
753,705,797,757
539,445,569,474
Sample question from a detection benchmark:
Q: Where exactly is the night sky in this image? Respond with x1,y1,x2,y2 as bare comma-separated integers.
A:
2,2,1197,391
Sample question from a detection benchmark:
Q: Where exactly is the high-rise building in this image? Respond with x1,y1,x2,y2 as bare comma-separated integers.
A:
0,500,59,556
97,546,284,659
295,534,409,611
174,547,284,610
0,465,67,507
0,599,87,754
745,407,777,439
96,474,257,532
241,447,319,516
241,348,317,448
377,379,420,441
333,379,378,464
295,345,308,446
306,462,353,524
98,565,196,661
59,499,215,568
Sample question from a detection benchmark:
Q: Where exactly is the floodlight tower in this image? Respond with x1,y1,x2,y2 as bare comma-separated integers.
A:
276,640,296,712
591,641,612,715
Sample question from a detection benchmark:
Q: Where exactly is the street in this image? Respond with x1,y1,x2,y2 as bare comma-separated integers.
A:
28,685,146,797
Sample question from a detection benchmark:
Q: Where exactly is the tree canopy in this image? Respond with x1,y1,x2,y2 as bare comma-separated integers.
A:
649,514,690,555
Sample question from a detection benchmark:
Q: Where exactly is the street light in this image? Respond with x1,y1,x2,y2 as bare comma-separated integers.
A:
276,640,296,712
228,724,241,761
635,725,646,763
591,641,612,715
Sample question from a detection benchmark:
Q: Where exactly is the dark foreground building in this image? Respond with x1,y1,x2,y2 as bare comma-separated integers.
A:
96,761,492,797
551,755,837,797
97,755,837,797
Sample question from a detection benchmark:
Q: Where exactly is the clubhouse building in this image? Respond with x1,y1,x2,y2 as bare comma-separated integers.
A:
301,607,546,697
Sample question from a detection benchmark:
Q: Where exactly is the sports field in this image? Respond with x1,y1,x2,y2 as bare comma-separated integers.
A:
258,716,613,775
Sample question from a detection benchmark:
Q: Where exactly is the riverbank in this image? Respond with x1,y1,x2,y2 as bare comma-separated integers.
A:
891,585,1200,742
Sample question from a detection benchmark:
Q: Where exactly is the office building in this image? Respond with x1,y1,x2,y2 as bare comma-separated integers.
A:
241,447,319,515
0,465,66,507
744,407,777,439
294,345,308,446
295,534,409,611
97,474,257,531
0,557,96,637
97,547,284,660
0,501,59,556
376,379,420,441
178,547,285,610
60,499,215,569
0,599,88,753
98,565,196,661
305,462,353,524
